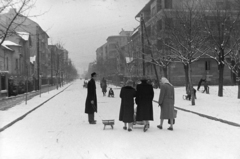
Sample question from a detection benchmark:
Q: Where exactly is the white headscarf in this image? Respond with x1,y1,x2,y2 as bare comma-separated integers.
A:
161,77,173,86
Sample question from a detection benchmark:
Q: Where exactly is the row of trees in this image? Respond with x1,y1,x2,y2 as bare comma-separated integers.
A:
138,0,240,104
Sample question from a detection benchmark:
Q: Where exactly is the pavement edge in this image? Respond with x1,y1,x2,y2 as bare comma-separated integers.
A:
0,84,72,133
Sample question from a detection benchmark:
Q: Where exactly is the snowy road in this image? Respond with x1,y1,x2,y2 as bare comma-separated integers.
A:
1,80,240,159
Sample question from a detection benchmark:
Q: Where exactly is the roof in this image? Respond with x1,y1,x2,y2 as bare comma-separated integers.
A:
131,27,140,37
135,0,153,18
107,35,130,41
0,39,20,51
17,32,30,41
1,44,13,51
2,40,21,46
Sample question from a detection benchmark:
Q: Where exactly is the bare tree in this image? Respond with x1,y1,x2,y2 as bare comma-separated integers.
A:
162,0,210,105
0,0,35,45
202,0,240,97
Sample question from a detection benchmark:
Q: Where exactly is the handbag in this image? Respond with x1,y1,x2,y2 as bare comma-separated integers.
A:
168,109,177,124
174,109,177,118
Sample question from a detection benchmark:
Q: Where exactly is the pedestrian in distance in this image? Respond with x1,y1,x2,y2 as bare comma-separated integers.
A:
119,80,136,132
108,88,114,97
135,76,154,132
202,81,209,94
85,72,98,124
158,77,175,131
197,75,206,91
185,85,197,100
100,77,107,96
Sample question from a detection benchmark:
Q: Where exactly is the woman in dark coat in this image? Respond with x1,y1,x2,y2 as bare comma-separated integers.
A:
119,80,136,132
135,77,154,132
158,77,175,131
85,72,97,124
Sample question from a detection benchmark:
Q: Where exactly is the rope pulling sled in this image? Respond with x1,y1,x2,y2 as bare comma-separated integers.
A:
92,103,114,130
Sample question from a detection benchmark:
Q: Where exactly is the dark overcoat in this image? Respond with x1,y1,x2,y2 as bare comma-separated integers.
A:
135,80,154,121
119,86,136,123
101,79,107,93
158,83,175,119
85,78,97,114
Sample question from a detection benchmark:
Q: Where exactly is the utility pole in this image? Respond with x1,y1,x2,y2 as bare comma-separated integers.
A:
142,15,161,87
140,14,145,76
37,27,41,97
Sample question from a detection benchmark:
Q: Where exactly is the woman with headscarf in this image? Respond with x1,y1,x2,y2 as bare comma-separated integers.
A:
158,77,175,131
119,80,136,132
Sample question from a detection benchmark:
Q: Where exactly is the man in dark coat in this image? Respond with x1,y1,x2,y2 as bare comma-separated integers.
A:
85,72,98,124
100,77,107,96
135,76,154,132
119,80,136,132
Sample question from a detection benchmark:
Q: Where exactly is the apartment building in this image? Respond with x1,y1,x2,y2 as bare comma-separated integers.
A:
134,0,236,85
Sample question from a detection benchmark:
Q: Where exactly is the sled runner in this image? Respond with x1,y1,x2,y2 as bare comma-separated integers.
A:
102,120,115,130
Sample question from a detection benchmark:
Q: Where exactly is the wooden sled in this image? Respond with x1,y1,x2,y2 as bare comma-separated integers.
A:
102,120,115,130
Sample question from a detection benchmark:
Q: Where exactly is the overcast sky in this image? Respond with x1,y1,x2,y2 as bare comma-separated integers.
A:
29,0,149,74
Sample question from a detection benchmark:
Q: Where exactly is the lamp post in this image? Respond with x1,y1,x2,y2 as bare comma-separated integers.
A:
39,73,42,97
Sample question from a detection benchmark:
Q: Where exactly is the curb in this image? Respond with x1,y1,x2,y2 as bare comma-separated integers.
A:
0,84,72,133
153,100,240,128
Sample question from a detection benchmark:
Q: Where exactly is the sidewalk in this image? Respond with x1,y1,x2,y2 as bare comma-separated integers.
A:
0,84,71,132
108,84,240,127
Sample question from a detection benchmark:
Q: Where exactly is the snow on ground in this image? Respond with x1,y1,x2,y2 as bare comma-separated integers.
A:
0,85,70,129
156,85,240,125
0,80,240,159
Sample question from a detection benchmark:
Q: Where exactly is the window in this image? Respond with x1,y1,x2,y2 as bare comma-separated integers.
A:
1,76,6,90
165,18,173,29
157,39,163,50
146,26,151,36
165,0,172,9
6,57,8,70
158,20,162,30
151,6,157,17
29,35,32,47
216,2,224,9
205,61,210,70
157,0,162,10
16,59,18,70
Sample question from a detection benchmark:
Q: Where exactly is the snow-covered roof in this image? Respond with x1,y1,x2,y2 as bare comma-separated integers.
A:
30,55,36,63
1,40,21,46
1,44,13,51
126,57,133,63
0,39,19,51
17,32,30,41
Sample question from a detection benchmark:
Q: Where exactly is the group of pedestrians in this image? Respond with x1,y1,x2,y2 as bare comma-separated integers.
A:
85,72,176,132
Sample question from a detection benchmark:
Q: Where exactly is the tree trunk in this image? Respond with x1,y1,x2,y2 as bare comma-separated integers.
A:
188,63,195,105
238,83,240,99
218,48,224,97
218,63,224,97
183,64,189,93
163,67,168,78
238,70,240,99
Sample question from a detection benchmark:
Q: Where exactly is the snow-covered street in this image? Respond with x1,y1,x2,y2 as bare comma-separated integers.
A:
0,80,240,159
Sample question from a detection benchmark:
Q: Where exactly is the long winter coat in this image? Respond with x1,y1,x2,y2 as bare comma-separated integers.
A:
85,78,97,114
101,79,107,93
158,83,175,119
119,86,136,123
135,80,154,121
